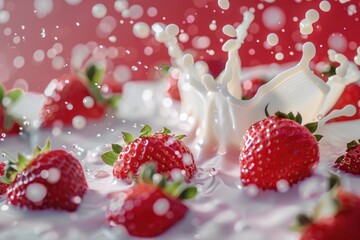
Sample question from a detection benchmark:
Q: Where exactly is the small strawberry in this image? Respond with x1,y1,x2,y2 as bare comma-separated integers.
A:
0,162,9,195
241,78,267,100
239,106,321,191
106,164,197,237
40,65,121,128
0,85,22,135
296,174,360,240
166,76,181,101
2,141,88,211
333,140,360,175
327,83,360,122
101,125,196,182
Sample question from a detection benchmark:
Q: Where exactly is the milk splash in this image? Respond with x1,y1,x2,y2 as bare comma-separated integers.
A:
152,11,360,163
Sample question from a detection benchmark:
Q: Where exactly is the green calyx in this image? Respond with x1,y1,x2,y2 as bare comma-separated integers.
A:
321,64,336,78
335,140,360,164
77,64,121,111
292,174,341,232
101,125,186,167
265,104,323,142
1,140,51,184
138,163,197,200
0,84,23,131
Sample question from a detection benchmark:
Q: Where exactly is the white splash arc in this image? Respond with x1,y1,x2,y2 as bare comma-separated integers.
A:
154,11,360,163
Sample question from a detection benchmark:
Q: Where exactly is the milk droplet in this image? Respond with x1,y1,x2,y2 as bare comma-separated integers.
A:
92,3,107,19
266,33,279,46
339,0,350,3
47,168,61,184
72,196,82,204
83,96,94,108
26,183,47,203
182,154,193,166
13,56,25,69
132,22,150,39
276,179,290,193
166,24,179,37
72,115,87,129
245,184,259,197
319,1,331,12
0,10,10,24
328,33,347,53
305,9,320,23
153,198,170,216
275,52,284,61
218,0,230,10
222,24,236,37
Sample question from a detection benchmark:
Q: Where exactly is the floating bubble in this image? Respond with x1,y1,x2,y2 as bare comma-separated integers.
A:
34,0,54,18
153,198,170,216
13,56,25,69
26,183,47,203
92,3,107,19
267,33,279,47
65,0,82,5
72,115,87,129
262,6,285,31
133,22,150,39
319,1,331,12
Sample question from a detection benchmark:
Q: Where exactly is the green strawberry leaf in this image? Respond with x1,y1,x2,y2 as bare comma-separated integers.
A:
165,180,183,197
314,134,323,142
328,173,341,191
139,125,152,137
161,127,171,135
304,122,318,133
275,111,288,119
111,143,122,154
101,150,118,166
175,134,186,140
6,89,22,104
179,186,197,200
108,95,121,110
287,112,295,120
139,163,156,184
122,132,134,145
264,103,270,117
153,173,166,188
0,84,4,102
3,114,14,131
335,155,344,164
295,112,302,124
86,64,104,85
347,140,358,150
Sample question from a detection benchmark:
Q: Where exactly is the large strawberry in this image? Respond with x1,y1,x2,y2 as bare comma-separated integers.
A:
101,125,196,182
0,162,9,195
40,65,120,128
2,141,88,211
0,85,22,135
106,164,197,237
241,78,267,100
333,140,360,176
239,106,321,191
296,174,360,240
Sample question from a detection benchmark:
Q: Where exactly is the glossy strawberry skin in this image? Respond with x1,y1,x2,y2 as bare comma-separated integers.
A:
240,116,319,190
40,75,106,128
107,183,188,237
328,83,360,123
241,78,267,100
7,150,88,211
0,162,9,195
113,133,196,182
333,144,360,175
300,189,360,240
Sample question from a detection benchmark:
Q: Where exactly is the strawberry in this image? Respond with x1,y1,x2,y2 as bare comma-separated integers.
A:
296,175,360,240
166,76,181,101
0,162,9,195
3,141,87,211
0,85,22,135
101,125,196,182
239,106,321,191
327,83,360,123
106,164,197,237
241,78,267,100
40,65,121,128
333,140,360,175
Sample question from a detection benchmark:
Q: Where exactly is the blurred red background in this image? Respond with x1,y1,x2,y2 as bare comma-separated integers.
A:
0,0,359,92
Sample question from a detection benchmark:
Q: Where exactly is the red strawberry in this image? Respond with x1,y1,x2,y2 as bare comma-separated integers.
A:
166,76,181,101
4,141,87,211
0,162,9,195
0,85,22,135
240,107,321,190
101,125,196,182
106,164,196,237
40,65,121,128
327,83,360,123
241,78,267,100
333,140,360,175
297,175,360,240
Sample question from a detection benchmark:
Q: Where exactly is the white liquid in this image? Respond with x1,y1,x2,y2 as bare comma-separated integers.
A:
300,9,319,35
266,33,279,47
319,1,331,12
218,0,229,10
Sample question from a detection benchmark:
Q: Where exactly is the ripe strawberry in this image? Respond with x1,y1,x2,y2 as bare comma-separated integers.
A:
333,140,360,175
297,175,360,240
327,83,360,123
0,162,9,195
40,65,120,128
0,85,22,135
101,125,196,182
241,78,267,100
239,106,321,190
166,76,181,101
3,141,87,211
106,164,197,237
